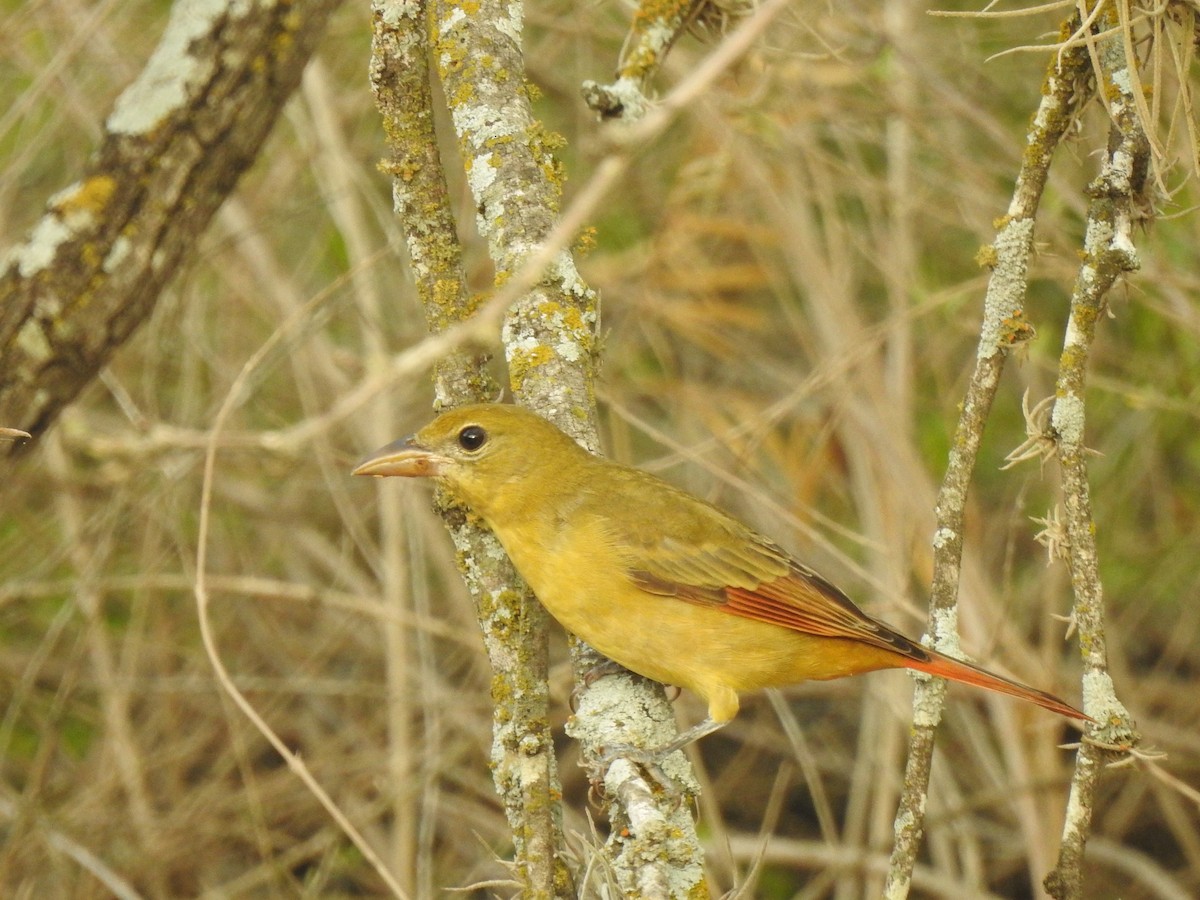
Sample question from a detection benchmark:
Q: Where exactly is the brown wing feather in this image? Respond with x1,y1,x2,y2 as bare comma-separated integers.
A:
632,556,931,664
589,463,925,663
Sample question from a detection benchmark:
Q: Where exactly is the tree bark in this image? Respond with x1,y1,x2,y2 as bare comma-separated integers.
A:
0,0,342,452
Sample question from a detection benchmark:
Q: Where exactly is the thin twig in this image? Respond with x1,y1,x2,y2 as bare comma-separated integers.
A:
884,12,1094,898
1043,7,1147,896
928,0,1074,19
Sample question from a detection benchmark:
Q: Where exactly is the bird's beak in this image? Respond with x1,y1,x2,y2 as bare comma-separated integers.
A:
352,436,445,478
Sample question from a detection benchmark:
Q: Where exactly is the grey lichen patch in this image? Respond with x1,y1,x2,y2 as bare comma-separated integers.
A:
547,249,594,301
492,0,522,43
909,675,948,729
891,796,927,838
3,176,118,278
931,526,956,550
107,0,249,135
8,216,73,279
465,151,501,212
1051,392,1085,448
978,217,1034,360
377,0,421,28
924,606,964,660
1081,670,1134,738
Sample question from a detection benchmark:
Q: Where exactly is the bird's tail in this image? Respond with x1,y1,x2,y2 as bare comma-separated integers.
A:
905,650,1091,721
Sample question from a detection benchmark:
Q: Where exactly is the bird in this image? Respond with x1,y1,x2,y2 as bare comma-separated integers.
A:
353,403,1088,756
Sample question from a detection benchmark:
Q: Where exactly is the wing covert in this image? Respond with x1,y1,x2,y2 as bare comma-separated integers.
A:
624,530,926,659
581,460,927,660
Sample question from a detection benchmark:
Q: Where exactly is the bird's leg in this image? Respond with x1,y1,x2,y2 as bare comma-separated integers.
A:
645,717,727,759
571,659,683,712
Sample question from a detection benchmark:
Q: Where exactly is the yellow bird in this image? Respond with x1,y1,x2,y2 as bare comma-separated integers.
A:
354,403,1087,754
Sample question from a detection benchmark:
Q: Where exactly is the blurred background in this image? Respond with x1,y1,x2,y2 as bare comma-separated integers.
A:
2,0,1198,896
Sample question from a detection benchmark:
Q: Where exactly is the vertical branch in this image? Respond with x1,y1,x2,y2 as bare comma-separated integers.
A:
369,3,572,897
425,1,712,894
373,2,789,892
884,15,1094,898
1043,12,1145,899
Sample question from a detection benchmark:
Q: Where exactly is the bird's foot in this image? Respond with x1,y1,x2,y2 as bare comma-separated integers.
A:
571,661,680,712
570,660,630,712
590,742,684,799
595,741,670,769
582,658,629,688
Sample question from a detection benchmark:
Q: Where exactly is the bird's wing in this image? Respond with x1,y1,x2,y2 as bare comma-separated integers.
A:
597,471,926,659
628,538,924,658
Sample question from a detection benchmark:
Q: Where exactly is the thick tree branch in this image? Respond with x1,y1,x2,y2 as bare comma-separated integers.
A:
423,0,718,893
369,2,571,895
0,0,341,452
422,2,714,894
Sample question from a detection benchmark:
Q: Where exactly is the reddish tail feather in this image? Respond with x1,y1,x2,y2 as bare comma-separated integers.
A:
906,650,1091,721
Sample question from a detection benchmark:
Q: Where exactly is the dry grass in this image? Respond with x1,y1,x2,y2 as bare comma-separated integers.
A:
2,1,1199,897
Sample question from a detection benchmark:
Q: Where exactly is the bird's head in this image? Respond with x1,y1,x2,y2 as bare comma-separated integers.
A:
352,403,588,516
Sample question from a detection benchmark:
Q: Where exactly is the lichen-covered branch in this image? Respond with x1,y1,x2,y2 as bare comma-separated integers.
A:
369,0,496,408
581,0,752,120
884,15,1093,898
0,0,342,453
369,3,572,896
426,1,709,895
1043,13,1145,899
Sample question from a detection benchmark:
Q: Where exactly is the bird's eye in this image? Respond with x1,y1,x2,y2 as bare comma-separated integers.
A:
457,425,488,452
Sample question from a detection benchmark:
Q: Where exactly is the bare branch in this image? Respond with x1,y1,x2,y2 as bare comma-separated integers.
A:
885,12,1095,897
581,0,755,120
0,0,342,451
1044,7,1147,896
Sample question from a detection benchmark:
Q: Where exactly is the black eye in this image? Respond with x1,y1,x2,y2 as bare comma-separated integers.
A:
458,425,488,451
